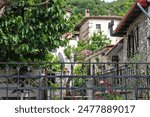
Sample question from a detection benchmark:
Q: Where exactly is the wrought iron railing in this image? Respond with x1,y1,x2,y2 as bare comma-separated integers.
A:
0,62,150,100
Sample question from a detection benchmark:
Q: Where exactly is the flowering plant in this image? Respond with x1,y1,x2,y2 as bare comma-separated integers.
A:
95,80,123,100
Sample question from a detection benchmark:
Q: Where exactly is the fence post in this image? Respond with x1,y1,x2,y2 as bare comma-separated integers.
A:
38,69,48,100
86,61,94,100
86,80,93,100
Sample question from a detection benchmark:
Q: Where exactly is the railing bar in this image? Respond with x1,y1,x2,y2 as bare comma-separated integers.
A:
135,63,138,100
27,67,31,100
1,62,150,100
1,75,150,79
81,63,84,100
125,76,128,100
38,66,41,100
17,64,20,100
92,63,95,100
146,64,150,100
60,63,63,100
1,62,150,64
0,86,139,90
49,63,52,100
6,64,9,100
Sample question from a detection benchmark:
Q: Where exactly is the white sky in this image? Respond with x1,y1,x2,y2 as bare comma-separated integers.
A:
104,0,116,2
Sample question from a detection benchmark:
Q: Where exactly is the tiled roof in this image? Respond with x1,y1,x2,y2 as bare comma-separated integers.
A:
85,44,114,60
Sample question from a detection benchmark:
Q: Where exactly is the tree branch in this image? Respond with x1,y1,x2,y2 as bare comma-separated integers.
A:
0,0,50,10
0,0,51,16
0,0,9,10
28,0,50,7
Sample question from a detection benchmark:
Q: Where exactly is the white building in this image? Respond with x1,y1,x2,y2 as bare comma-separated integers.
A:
51,9,79,63
75,10,122,44
51,32,79,63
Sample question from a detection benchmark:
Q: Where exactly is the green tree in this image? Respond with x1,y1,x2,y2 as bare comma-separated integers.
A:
66,0,134,26
64,45,72,61
74,33,111,62
0,0,72,62
66,0,108,16
73,64,87,86
108,0,134,16
89,33,111,51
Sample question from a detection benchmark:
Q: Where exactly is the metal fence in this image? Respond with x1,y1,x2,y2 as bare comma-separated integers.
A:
0,62,150,100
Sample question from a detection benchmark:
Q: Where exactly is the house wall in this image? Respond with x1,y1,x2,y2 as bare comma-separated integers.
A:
118,48,124,63
122,13,150,62
106,49,124,63
79,21,90,40
79,18,121,44
52,39,78,62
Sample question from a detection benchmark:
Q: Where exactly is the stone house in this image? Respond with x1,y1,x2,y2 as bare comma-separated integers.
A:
111,0,150,63
107,0,150,99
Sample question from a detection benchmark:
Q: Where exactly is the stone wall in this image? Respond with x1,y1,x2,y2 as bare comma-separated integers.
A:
117,45,124,63
122,13,150,63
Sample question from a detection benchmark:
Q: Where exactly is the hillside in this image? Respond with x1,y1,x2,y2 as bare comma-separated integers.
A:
66,0,134,25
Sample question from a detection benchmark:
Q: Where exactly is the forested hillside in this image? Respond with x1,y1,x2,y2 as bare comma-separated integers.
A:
66,0,134,25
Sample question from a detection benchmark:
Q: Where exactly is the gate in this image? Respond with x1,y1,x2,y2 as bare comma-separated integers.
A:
0,62,150,100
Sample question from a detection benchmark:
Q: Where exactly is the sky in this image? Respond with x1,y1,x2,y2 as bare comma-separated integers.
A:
104,0,116,2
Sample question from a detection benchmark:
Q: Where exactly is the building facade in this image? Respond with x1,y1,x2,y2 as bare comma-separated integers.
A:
112,0,150,63
75,14,122,44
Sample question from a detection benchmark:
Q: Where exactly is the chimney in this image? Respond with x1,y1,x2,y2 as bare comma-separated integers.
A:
85,9,90,17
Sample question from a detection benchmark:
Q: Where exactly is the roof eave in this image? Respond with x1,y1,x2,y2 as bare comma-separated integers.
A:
75,16,122,31
113,0,148,36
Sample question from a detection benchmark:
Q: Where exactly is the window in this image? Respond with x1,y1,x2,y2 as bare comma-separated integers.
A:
96,24,101,33
112,56,119,63
127,27,139,58
96,24,101,29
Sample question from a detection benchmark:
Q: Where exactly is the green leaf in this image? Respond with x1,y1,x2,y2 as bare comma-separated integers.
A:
0,0,71,62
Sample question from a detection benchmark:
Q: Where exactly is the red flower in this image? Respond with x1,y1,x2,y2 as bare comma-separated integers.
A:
105,80,111,86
